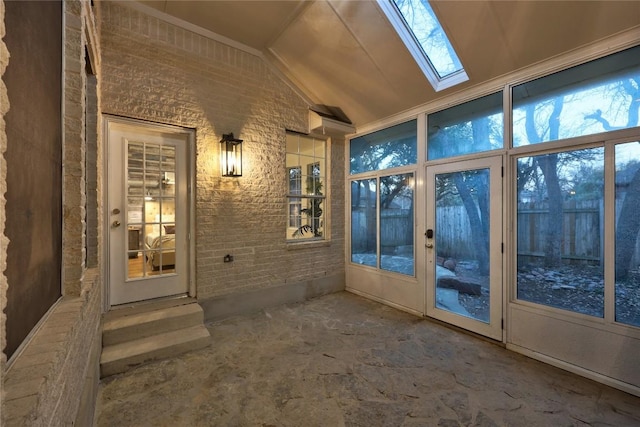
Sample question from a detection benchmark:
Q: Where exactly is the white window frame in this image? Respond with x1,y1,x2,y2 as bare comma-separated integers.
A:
377,0,469,92
285,133,329,242
288,166,302,229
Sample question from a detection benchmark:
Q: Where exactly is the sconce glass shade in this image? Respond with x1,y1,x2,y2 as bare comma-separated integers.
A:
220,133,243,177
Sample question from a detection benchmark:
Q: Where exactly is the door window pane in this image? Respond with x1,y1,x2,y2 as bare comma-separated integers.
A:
435,168,490,322
351,179,377,267
427,92,503,160
380,174,414,276
516,148,604,317
127,140,176,279
615,142,640,328
350,120,417,174
513,45,640,147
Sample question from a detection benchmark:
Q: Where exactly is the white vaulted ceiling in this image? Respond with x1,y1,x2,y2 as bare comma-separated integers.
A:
137,0,640,129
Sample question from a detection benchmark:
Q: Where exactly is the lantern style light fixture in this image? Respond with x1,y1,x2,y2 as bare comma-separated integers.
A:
220,133,243,177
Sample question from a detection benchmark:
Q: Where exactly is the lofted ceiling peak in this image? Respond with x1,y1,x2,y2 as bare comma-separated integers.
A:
136,0,640,129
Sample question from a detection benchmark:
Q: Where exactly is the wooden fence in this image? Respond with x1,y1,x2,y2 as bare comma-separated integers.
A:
517,200,602,264
351,210,412,253
351,200,640,266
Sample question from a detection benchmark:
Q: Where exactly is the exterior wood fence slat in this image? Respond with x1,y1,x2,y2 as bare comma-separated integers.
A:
351,200,640,266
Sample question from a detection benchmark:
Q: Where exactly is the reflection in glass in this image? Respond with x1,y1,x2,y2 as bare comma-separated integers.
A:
351,179,377,267
380,174,414,276
513,45,640,147
285,133,326,240
350,120,416,174
517,148,604,317
127,140,177,279
615,142,640,328
435,169,490,323
390,0,463,78
427,92,503,161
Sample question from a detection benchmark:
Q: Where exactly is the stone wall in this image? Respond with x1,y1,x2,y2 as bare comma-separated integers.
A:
1,1,103,424
99,2,346,302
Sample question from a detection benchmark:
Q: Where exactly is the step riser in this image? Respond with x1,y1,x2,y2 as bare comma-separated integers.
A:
100,327,210,378
103,310,203,346
100,303,211,378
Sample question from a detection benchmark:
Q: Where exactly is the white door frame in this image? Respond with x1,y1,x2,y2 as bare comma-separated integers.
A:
425,156,503,340
103,115,196,308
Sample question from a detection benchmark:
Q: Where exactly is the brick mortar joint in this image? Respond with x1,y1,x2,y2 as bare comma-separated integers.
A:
3,274,101,421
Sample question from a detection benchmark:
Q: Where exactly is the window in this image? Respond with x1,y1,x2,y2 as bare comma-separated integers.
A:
288,166,302,229
380,173,415,275
615,141,640,328
351,174,415,276
286,133,327,241
350,120,417,174
351,179,377,268
516,147,605,318
513,45,640,147
513,46,640,326
378,0,468,91
427,91,503,160
350,121,417,277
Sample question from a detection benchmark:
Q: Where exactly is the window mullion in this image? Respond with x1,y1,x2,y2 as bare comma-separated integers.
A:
604,142,616,324
376,176,382,270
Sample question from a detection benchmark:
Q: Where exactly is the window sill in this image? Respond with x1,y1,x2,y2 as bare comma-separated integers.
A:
286,239,331,250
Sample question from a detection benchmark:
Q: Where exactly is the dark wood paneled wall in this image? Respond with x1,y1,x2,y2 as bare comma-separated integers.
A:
4,1,63,359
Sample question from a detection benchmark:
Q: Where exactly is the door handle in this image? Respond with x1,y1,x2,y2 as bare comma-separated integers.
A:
112,220,121,228
426,243,433,248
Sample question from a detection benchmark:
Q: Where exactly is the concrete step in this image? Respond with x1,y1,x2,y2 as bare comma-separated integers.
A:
103,302,204,346
100,324,211,378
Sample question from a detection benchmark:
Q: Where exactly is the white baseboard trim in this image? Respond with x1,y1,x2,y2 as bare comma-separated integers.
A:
507,343,640,398
345,287,424,319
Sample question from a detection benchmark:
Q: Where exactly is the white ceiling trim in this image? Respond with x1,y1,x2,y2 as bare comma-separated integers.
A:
122,1,317,114
263,1,314,48
262,48,316,110
120,1,264,58
325,1,399,98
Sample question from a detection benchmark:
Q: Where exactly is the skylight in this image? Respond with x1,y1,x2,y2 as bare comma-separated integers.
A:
378,0,468,91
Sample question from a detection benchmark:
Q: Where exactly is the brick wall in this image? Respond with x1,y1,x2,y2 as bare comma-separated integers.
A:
100,2,345,300
63,0,86,296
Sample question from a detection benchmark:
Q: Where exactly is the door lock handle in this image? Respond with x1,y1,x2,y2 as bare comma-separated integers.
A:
112,220,121,228
426,243,433,248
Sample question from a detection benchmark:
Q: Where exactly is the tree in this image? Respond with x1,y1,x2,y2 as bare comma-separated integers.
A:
453,169,490,274
518,73,640,272
584,75,640,280
431,115,498,273
524,97,565,267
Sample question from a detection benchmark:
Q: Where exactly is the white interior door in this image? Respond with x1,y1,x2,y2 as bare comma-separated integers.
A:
107,119,190,306
426,156,503,340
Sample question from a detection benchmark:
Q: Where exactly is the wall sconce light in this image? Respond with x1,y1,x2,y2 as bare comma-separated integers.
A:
220,133,243,177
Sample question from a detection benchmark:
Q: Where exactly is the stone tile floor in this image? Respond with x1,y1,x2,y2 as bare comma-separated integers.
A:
96,292,640,426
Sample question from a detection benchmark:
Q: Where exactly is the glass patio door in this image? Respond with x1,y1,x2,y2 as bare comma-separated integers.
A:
425,156,503,340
